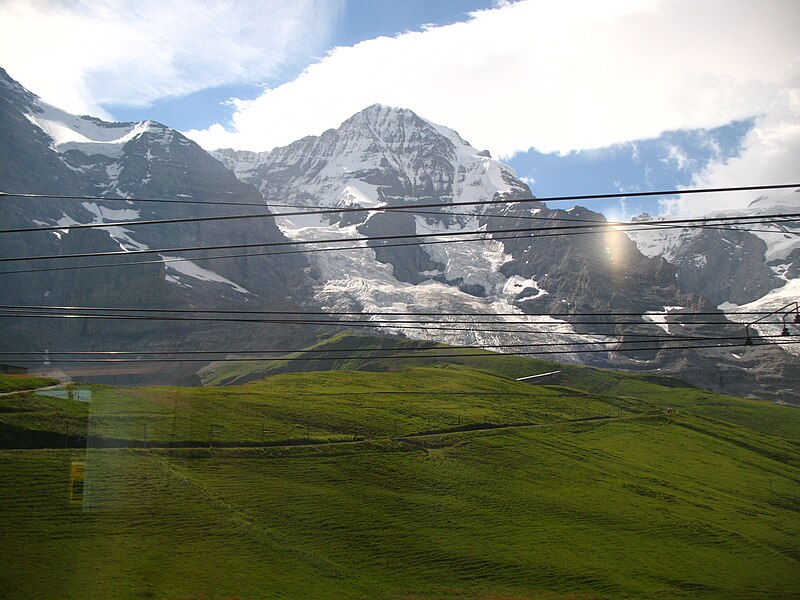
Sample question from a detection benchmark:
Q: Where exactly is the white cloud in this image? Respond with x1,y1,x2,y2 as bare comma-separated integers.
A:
184,0,799,161
0,0,342,117
662,59,800,216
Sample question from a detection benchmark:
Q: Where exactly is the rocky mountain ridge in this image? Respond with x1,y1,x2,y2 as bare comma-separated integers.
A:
0,68,315,383
627,191,800,358
1,69,798,399
215,105,800,401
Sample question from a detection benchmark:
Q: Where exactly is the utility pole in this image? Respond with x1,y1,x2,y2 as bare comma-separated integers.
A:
143,417,148,449
209,424,215,448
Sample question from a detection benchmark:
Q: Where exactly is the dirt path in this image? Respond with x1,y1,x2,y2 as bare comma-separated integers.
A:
0,383,65,397
396,411,662,441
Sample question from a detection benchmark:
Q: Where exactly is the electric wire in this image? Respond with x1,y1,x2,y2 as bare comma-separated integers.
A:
4,186,796,369
0,309,783,328
0,303,774,316
1,215,797,269
1,190,798,235
1,333,794,357
1,182,796,212
1,218,797,276
0,190,267,208
2,339,795,363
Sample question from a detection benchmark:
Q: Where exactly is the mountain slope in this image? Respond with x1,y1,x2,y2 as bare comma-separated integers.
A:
627,190,800,358
2,69,797,399
0,68,315,381
216,105,800,401
2,359,799,598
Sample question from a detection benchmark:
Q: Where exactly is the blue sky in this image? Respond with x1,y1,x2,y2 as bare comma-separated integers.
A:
0,0,797,217
507,120,754,218
105,0,494,131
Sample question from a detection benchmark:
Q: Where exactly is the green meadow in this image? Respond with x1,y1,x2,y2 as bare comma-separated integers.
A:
0,342,798,599
0,373,58,393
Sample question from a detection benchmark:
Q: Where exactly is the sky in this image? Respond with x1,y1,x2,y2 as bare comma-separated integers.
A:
0,0,798,218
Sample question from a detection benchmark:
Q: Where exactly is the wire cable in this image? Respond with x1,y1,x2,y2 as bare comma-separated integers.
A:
3,339,795,363
0,303,772,316
2,213,797,263
2,182,796,212
0,309,781,328
0,190,267,208
2,188,798,234
1,218,797,276
0,333,793,357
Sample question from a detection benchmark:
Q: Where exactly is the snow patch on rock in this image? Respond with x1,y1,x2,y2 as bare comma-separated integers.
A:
721,278,800,357
161,257,251,295
25,100,154,158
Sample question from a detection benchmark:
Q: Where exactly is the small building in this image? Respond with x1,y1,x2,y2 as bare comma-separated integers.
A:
0,364,28,375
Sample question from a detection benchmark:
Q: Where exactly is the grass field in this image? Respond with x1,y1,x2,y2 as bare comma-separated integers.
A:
0,366,653,449
0,349,798,599
0,373,58,393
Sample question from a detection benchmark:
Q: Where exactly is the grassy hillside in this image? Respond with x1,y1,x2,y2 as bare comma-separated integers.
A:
196,331,443,386
0,366,647,449
0,346,798,599
0,373,59,393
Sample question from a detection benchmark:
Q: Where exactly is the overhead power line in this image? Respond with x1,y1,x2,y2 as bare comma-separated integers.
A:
0,201,607,233
0,309,783,328
0,303,773,316
1,182,796,211
2,183,799,235
0,333,794,357
1,218,796,276
2,339,795,363
0,190,267,208
1,213,797,264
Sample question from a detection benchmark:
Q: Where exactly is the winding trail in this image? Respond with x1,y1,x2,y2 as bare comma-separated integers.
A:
0,382,65,397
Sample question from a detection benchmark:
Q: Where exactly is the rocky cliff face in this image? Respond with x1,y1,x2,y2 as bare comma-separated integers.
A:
215,104,700,318
627,192,800,366
2,69,797,399
627,194,800,307
0,68,315,382
214,105,800,400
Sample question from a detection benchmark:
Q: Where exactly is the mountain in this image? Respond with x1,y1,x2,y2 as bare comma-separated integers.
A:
0,68,315,382
1,69,797,400
627,191,800,357
215,105,800,402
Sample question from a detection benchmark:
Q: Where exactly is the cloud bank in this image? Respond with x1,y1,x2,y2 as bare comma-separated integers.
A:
1,0,796,207
185,0,798,159
0,0,343,117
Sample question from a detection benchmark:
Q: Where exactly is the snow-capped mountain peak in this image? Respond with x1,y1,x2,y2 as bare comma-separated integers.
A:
3,66,797,401
213,104,530,216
